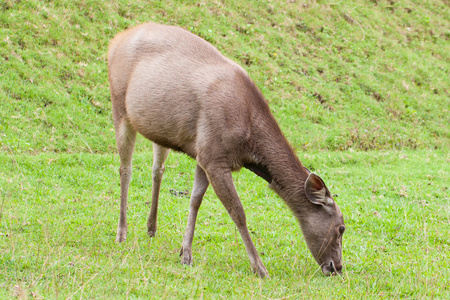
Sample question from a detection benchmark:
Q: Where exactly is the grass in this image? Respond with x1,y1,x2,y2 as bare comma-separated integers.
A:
1,0,449,298
1,0,449,153
1,150,449,298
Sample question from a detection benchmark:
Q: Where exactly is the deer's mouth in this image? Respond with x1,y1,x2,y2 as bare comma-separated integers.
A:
321,261,343,276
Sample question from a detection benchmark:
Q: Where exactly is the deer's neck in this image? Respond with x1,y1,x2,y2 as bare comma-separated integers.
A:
239,76,310,215
245,117,310,216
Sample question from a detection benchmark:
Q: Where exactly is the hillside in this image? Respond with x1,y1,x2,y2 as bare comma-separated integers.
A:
1,0,449,154
1,1,450,298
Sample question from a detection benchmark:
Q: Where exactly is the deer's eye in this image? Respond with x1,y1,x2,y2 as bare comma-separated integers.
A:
339,226,345,236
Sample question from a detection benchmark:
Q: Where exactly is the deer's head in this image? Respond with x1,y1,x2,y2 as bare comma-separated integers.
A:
301,172,345,276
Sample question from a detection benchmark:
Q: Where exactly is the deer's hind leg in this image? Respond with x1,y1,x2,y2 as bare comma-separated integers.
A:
115,119,137,242
180,164,209,265
147,143,170,237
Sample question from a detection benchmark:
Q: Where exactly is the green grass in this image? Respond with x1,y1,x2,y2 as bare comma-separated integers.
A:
1,0,448,153
1,0,449,298
1,150,449,298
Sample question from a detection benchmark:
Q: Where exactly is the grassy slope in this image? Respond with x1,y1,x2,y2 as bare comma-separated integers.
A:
1,0,449,298
0,0,449,153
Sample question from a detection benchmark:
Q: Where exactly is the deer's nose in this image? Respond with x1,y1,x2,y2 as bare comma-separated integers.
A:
331,261,343,274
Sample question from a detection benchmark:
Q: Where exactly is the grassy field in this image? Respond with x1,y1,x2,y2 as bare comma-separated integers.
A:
2,150,449,299
1,0,449,299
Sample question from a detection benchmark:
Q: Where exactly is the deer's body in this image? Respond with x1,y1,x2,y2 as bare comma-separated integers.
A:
108,23,345,277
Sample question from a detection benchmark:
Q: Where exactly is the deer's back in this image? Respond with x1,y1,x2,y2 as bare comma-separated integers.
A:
108,23,271,164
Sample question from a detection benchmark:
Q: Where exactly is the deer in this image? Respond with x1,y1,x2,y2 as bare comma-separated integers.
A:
107,22,345,278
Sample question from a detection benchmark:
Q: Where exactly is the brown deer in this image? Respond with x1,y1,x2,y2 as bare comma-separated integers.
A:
107,23,345,278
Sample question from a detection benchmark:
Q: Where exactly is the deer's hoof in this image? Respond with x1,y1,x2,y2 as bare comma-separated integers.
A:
253,263,269,278
180,247,193,265
116,228,127,243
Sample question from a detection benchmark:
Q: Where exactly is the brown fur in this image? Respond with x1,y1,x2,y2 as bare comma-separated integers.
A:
108,23,345,277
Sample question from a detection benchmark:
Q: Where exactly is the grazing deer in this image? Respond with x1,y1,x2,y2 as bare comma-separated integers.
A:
107,23,345,278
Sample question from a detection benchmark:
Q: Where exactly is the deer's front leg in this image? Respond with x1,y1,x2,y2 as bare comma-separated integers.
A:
204,165,269,278
180,164,209,265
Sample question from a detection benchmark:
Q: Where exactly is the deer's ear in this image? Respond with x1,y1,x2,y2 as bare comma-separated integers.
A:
305,173,332,206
